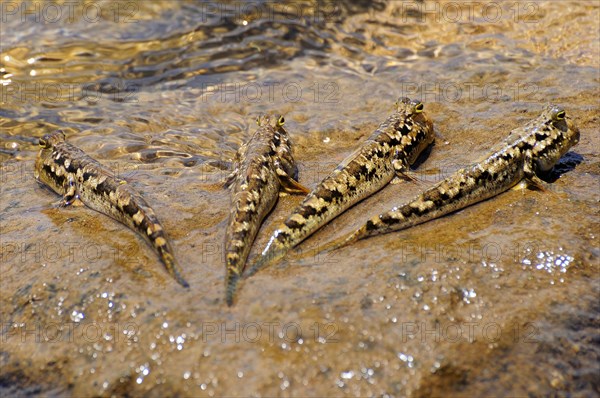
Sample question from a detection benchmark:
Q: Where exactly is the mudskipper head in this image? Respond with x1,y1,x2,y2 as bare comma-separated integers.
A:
531,104,580,172
270,114,301,181
38,130,66,149
35,130,66,165
34,130,68,190
395,97,435,164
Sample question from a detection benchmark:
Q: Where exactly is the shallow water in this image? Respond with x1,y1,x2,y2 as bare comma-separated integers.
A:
1,1,599,396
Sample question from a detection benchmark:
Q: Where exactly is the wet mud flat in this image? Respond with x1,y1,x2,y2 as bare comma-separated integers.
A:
1,1,599,396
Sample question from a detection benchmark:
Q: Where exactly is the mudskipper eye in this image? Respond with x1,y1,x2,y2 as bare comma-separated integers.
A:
39,135,51,148
277,116,285,126
550,106,566,121
415,102,424,113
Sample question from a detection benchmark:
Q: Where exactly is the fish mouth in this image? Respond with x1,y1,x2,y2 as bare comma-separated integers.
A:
413,110,434,138
420,114,435,143
426,117,434,137
33,152,46,181
572,127,581,145
567,118,581,146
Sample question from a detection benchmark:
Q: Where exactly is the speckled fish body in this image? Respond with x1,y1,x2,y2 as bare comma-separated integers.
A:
331,104,580,248
248,98,435,275
34,131,189,287
224,115,308,306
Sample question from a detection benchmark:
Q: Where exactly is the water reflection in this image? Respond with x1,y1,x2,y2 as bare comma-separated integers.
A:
0,1,598,397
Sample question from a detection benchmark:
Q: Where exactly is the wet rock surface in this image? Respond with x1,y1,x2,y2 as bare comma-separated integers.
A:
1,1,599,396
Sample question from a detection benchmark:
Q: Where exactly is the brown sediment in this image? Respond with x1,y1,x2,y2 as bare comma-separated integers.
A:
0,1,598,396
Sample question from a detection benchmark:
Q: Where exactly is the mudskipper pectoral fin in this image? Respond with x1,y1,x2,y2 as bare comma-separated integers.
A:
223,169,237,189
391,171,422,184
525,176,551,193
56,175,84,207
511,177,551,195
223,150,243,189
68,197,85,207
279,174,310,194
392,157,422,184
511,180,528,193
55,196,85,208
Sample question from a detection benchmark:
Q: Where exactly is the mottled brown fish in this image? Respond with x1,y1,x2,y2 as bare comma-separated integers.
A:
224,115,309,306
247,97,434,276
34,131,189,287
326,104,580,250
